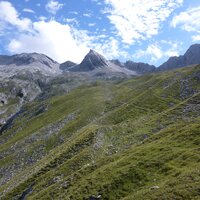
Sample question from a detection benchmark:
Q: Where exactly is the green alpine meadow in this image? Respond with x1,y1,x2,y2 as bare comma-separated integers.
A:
1,0,200,199
0,53,200,199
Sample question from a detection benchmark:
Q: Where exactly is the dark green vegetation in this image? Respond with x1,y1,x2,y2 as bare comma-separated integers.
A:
0,65,200,200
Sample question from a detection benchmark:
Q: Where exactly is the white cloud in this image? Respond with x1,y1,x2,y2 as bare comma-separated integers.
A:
171,7,200,41
135,45,163,62
192,35,200,42
69,11,78,15
8,21,92,63
88,23,96,27
7,20,127,63
64,18,79,26
2,1,127,63
83,13,92,17
38,16,47,21
134,42,181,63
45,0,64,15
91,0,102,6
103,0,183,44
23,8,35,14
92,37,128,59
0,1,31,31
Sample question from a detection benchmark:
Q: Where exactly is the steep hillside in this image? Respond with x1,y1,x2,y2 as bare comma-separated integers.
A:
0,64,200,199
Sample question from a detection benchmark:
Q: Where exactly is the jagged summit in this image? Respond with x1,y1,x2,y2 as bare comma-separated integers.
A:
65,49,155,75
80,49,109,68
69,49,109,72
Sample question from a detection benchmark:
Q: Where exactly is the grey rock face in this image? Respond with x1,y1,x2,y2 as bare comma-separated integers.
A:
158,44,200,71
109,59,124,68
110,59,156,74
67,49,137,76
184,44,200,65
0,53,57,67
124,61,156,74
0,76,42,128
69,49,109,72
0,53,60,77
158,56,186,71
0,53,58,126
60,61,77,71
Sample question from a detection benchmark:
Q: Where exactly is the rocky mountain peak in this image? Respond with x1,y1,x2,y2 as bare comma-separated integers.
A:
79,49,109,70
88,49,98,54
184,44,200,64
0,52,58,68
69,49,109,72
14,53,58,68
0,52,60,77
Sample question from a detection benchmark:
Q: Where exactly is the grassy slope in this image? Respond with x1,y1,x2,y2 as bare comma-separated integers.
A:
0,65,200,199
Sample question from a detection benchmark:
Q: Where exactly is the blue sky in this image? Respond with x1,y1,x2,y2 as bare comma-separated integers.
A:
0,0,199,66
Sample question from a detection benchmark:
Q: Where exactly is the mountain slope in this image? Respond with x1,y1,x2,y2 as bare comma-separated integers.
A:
0,53,61,128
0,64,200,199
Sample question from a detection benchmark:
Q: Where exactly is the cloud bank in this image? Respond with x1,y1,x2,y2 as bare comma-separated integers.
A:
0,1,128,63
0,1,31,31
171,6,200,41
104,0,183,44
45,0,64,15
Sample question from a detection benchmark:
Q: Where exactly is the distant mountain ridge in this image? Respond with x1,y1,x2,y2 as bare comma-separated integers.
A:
158,44,200,71
64,49,138,76
62,44,200,74
0,52,60,77
109,59,156,74
68,49,109,72
0,53,57,67
59,61,77,71
1,44,200,78
61,49,155,76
